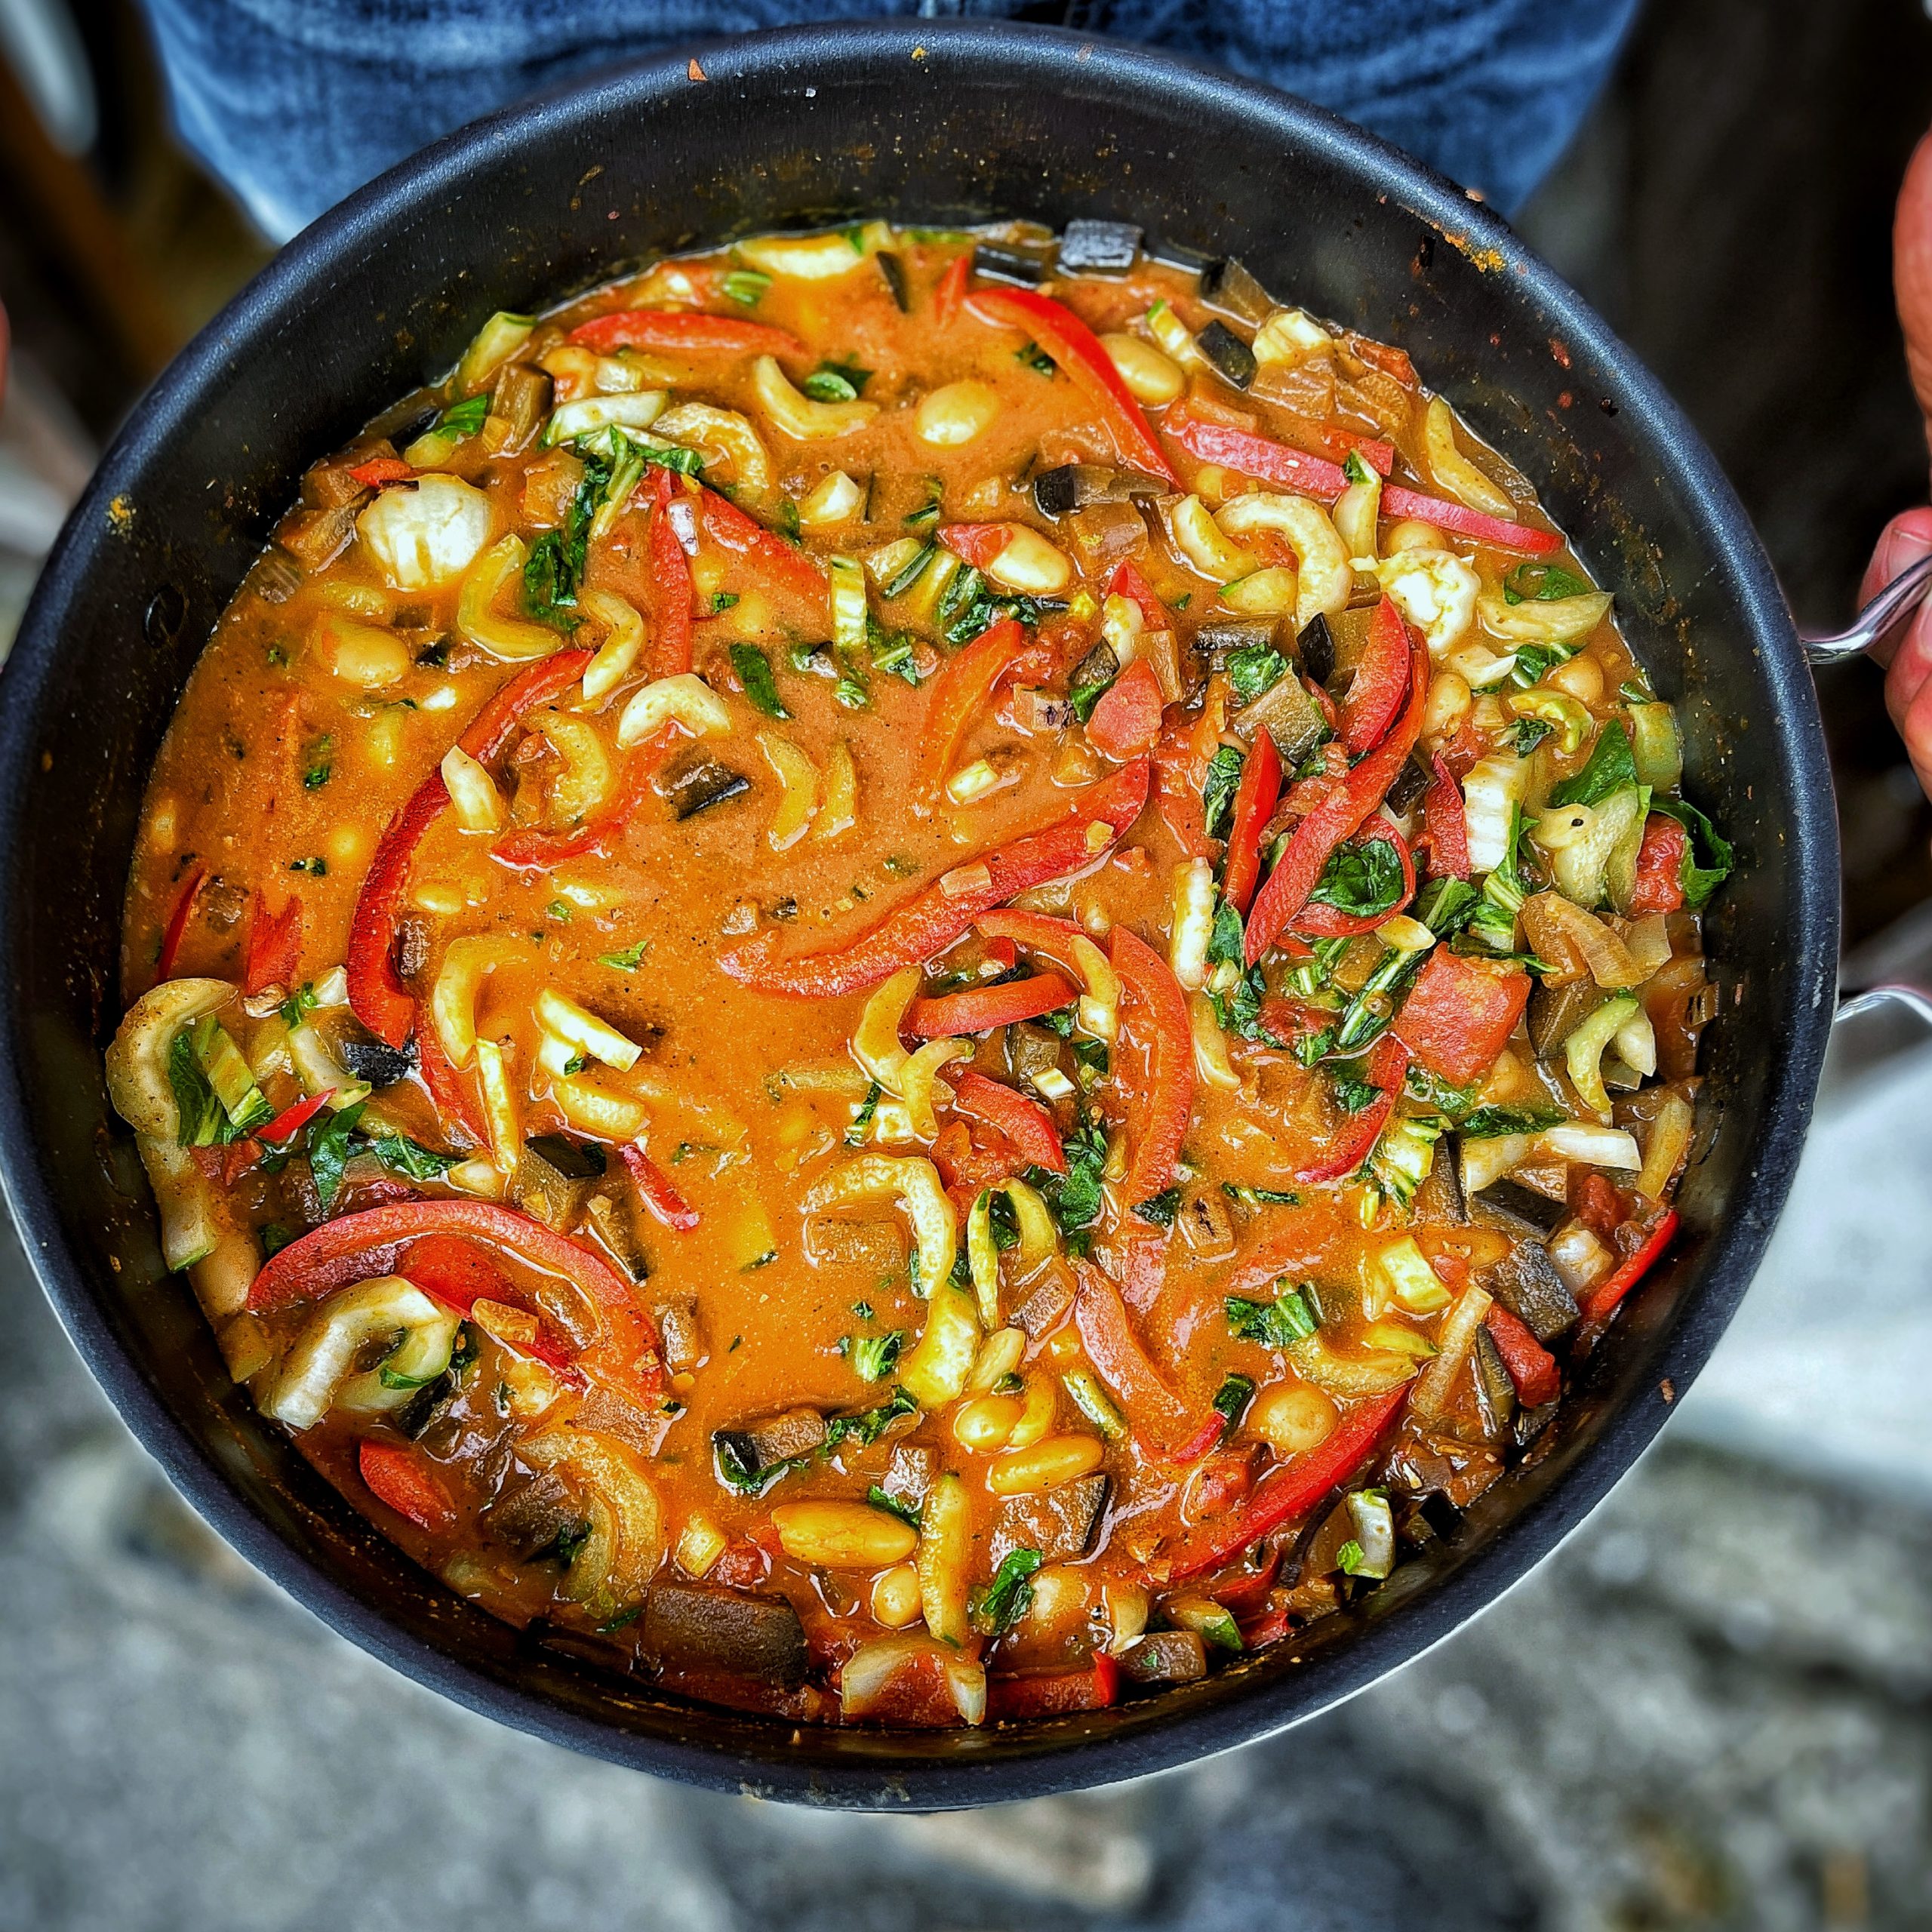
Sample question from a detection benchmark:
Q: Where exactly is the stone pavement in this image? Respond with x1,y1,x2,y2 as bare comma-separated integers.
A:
6,1043,1932,1930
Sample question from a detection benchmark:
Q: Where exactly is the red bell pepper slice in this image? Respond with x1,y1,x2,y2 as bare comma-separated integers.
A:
1296,1033,1407,1185
257,1089,332,1146
1291,816,1417,940
937,523,1013,571
986,1656,1120,1721
1222,1220,1330,1301
1580,1208,1679,1322
567,309,803,358
919,617,1027,798
242,891,304,997
415,1009,484,1149
697,484,829,606
357,1438,455,1532
1109,924,1195,1211
719,759,1149,998
645,467,695,676
933,252,972,325
1106,558,1168,632
1152,715,1218,863
964,286,1179,485
1118,1224,1170,1314
347,650,592,1047
1160,1387,1407,1583
155,866,205,982
1086,658,1166,761
974,908,1084,957
1627,814,1688,916
905,972,1076,1040
246,1200,660,1401
1420,755,1470,881
1244,632,1427,962
1287,420,1395,472
1073,1264,1213,1460
1378,481,1562,555
491,724,677,871
1340,597,1412,755
949,1069,1065,1173
346,457,413,489
1163,405,1349,500
1392,946,1532,1087
1221,727,1281,915
619,1140,700,1231
397,1232,587,1385
1484,1303,1561,1407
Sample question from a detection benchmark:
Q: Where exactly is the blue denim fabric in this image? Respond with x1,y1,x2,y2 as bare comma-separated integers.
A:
138,0,1637,239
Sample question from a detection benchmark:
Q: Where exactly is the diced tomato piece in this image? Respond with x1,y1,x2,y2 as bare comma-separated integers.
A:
357,1439,456,1533
1574,1171,1624,1241
1086,658,1165,761
1392,947,1531,1086
1628,814,1688,915
1483,1303,1561,1407
1106,558,1168,632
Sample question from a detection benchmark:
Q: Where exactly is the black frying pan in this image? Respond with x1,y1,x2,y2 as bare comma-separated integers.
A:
0,21,1838,1808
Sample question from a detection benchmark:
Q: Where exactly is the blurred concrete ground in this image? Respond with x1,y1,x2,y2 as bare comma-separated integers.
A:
5,1,1932,1928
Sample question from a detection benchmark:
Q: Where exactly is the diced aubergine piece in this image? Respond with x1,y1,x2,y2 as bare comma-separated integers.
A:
1513,1399,1559,1448
1195,320,1257,390
481,1470,580,1561
1469,1174,1569,1241
1383,751,1432,817
1057,218,1143,275
583,1189,651,1281
972,242,1050,285
1528,977,1607,1058
1235,669,1326,768
1479,1239,1579,1342
875,249,909,312
1118,1629,1208,1684
512,1139,598,1230
989,1474,1109,1567
1412,1147,1466,1225
1195,617,1281,658
713,1407,828,1490
1011,1265,1075,1337
1198,254,1275,325
663,756,750,820
525,1133,608,1181
337,1031,416,1088
640,1582,808,1689
1296,612,1337,687
572,1384,670,1456
398,1370,459,1441
1470,1327,1516,1443
1069,640,1119,696
1032,464,1144,518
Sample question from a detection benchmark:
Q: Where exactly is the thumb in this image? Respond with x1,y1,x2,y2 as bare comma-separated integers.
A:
1896,129,1932,469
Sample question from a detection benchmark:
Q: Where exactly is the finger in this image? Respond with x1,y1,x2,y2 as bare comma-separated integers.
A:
1897,129,1932,464
1896,652,1932,805
1856,506,1932,628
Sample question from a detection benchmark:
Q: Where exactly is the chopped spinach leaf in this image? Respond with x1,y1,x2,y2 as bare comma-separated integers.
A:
598,940,651,972
1504,715,1555,757
1549,720,1637,808
1226,1285,1319,1347
1201,743,1245,841
1307,835,1405,921
849,1330,905,1383
729,643,791,718
1135,1186,1182,1229
306,1100,367,1210
1501,560,1592,605
1226,643,1289,706
970,1548,1043,1635
866,1483,921,1528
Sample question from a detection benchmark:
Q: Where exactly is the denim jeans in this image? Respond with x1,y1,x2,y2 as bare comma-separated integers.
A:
139,0,1638,240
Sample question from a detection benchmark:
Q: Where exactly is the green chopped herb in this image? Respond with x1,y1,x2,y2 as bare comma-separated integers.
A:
562,1052,587,1077
1201,743,1245,840
522,530,583,632
723,268,772,307
970,1548,1043,1635
866,1484,921,1528
306,1100,367,1210
801,361,872,402
1226,1284,1320,1347
1213,1372,1256,1435
301,736,334,789
1226,643,1289,706
598,940,651,972
1023,1109,1107,1257
1328,1072,1383,1115
711,590,740,614
777,497,802,543
278,982,318,1032
438,393,491,438
1014,340,1057,377
1135,1186,1182,1229
845,1078,883,1146
850,1330,905,1383
367,1131,458,1181
1221,1182,1302,1208
1307,836,1406,921
1336,1539,1367,1575
1502,560,1592,606
1504,715,1555,757
730,643,791,718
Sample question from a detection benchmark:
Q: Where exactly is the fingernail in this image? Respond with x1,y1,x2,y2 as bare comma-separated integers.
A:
1887,525,1932,578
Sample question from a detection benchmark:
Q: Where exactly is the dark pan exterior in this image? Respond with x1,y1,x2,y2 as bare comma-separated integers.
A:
0,23,1837,1807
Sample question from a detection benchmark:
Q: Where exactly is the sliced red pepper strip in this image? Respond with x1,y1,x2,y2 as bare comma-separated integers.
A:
719,759,1150,998
243,891,304,997
619,1140,700,1230
974,908,1084,956
155,866,205,982
346,457,413,489
1105,558,1168,632
1245,632,1427,962
257,1089,331,1146
1580,1208,1679,1322
964,286,1179,485
1086,657,1166,762
1420,755,1471,881
1163,405,1349,500
248,1201,660,1401
1109,925,1195,1211
1628,814,1688,916
949,1069,1065,1173
933,252,972,325
1484,1303,1561,1407
645,467,695,677
1073,1263,1214,1460
697,483,829,606
346,650,592,1047
1296,1034,1407,1186
905,972,1076,1040
357,1438,455,1532
1284,418,1395,472
1161,1387,1407,1583
415,1009,484,1149
567,309,804,358
491,724,677,870
1392,947,1532,1087
1379,482,1562,555
986,1659,1118,1721
398,1232,586,1385
1221,728,1281,915
1118,1224,1171,1314
919,617,1026,799
937,522,1014,571
1340,597,1412,755
1291,815,1417,940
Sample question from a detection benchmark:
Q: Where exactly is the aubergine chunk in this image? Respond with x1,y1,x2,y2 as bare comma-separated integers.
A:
1480,1239,1579,1342
480,1469,579,1561
1469,1174,1568,1240
1118,1629,1207,1683
712,1407,827,1488
989,1474,1108,1567
640,1582,808,1690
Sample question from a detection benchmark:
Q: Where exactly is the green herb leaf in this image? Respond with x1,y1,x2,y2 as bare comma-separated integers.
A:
1549,720,1638,808
1135,1186,1182,1229
1650,796,1734,907
1014,340,1057,377
850,1330,905,1383
598,940,651,972
366,1131,457,1180
1201,743,1245,841
302,736,334,789
723,268,772,307
307,1100,367,1210
1505,715,1555,757
801,361,871,402
845,1079,883,1146
866,1483,921,1528
1502,560,1592,606
438,394,491,438
969,1548,1043,1636
1308,836,1405,921
730,643,791,718
1213,1372,1256,1434
1336,1538,1367,1575
1226,643,1289,707
1226,1285,1319,1347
